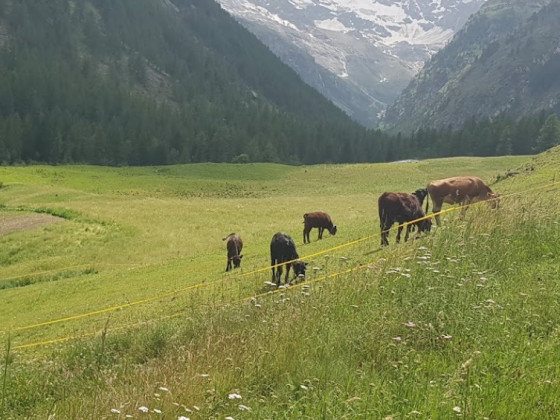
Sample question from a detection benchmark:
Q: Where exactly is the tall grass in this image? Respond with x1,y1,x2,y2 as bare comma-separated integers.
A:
0,151,559,418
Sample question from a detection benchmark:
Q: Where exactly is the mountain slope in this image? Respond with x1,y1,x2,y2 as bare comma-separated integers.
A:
0,0,374,165
216,0,486,127
382,0,559,134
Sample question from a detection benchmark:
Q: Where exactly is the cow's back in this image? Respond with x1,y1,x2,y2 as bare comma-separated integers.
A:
379,192,422,219
428,176,490,200
304,212,332,227
271,232,298,260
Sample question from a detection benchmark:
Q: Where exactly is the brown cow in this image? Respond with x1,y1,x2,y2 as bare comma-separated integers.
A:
378,192,432,246
426,176,500,226
223,233,243,271
303,211,337,244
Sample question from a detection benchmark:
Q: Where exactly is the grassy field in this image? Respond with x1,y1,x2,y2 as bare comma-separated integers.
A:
0,150,559,419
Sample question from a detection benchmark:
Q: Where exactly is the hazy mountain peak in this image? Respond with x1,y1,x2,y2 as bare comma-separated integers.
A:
217,0,486,127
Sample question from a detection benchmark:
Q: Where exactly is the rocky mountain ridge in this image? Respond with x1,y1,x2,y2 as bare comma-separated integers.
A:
217,0,486,127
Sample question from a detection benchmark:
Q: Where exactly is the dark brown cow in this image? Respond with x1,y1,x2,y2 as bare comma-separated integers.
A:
223,233,243,271
378,192,432,246
426,176,500,226
270,232,307,285
303,211,337,244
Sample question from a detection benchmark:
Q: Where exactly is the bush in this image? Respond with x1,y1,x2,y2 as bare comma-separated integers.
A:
231,154,250,164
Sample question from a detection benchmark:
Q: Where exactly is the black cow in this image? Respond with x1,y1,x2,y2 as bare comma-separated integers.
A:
412,188,428,206
378,192,432,246
303,211,337,244
270,232,307,285
223,233,243,271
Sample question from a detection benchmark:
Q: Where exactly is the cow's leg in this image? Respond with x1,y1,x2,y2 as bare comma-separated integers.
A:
380,219,391,246
226,258,231,272
317,227,322,240
404,224,412,242
271,257,277,283
276,264,283,286
284,263,291,284
433,200,443,226
460,197,471,218
303,227,309,244
396,225,403,243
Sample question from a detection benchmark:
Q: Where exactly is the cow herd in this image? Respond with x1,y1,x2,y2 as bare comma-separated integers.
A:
224,175,499,286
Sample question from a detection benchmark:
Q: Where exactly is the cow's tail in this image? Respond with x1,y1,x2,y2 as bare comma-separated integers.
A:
425,197,429,214
222,233,235,241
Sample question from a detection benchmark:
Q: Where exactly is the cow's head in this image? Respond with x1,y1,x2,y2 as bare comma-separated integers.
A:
419,217,432,233
487,192,500,209
412,188,428,205
330,225,338,235
231,254,243,268
292,260,308,278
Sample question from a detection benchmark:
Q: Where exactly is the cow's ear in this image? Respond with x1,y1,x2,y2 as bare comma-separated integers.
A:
239,255,243,259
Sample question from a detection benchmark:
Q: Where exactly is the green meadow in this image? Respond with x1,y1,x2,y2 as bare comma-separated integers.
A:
1,149,559,419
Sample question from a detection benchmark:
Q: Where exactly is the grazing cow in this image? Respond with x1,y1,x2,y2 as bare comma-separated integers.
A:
223,233,243,271
378,192,432,246
303,211,337,244
426,176,500,226
270,232,307,285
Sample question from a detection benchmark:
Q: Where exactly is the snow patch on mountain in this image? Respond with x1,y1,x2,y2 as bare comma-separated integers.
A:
217,0,486,127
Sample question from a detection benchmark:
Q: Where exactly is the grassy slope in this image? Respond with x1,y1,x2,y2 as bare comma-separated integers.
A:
1,151,559,418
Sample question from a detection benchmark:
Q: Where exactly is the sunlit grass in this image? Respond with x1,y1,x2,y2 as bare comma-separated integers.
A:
1,150,559,418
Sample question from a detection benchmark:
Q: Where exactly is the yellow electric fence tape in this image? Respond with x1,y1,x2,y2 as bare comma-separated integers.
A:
5,180,560,350
13,259,371,350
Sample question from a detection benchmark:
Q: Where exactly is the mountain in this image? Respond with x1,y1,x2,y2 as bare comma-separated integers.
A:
382,0,559,134
0,0,387,165
216,0,486,127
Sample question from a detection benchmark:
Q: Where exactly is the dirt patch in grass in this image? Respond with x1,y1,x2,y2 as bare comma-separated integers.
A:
0,213,65,236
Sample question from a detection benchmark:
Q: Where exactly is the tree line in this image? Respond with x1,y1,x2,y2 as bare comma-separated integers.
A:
0,0,558,166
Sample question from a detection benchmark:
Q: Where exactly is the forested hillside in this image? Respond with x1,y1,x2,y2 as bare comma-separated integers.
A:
382,0,560,134
0,0,387,165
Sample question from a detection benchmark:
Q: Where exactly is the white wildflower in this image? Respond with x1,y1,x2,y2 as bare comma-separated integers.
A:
159,387,169,392
392,336,402,342
153,408,162,414
404,321,416,328
178,417,191,420
228,393,242,400
139,406,149,413
453,406,462,413
300,384,309,391
110,409,121,414
238,404,251,411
